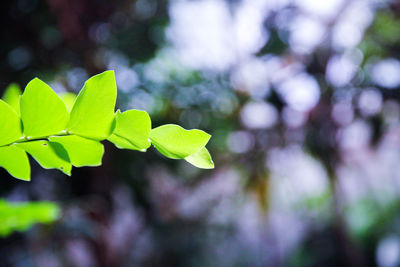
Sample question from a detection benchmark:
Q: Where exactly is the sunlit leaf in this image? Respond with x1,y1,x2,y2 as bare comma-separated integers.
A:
67,71,117,140
0,71,215,183
0,100,22,146
0,145,30,181
49,135,104,167
17,141,72,175
2,83,21,114
0,200,60,237
60,92,76,113
20,78,69,138
107,110,151,151
149,124,211,159
185,147,214,169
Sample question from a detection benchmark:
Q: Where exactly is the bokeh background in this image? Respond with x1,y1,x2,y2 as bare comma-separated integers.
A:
1,0,400,266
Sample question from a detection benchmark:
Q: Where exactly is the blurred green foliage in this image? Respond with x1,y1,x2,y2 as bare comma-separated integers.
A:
0,200,60,237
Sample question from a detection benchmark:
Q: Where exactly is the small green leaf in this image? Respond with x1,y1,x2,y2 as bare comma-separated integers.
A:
0,100,22,146
67,71,117,140
185,147,214,169
107,110,151,151
59,92,76,113
149,124,211,159
49,135,104,167
20,78,69,138
2,83,21,114
0,145,30,181
17,141,72,175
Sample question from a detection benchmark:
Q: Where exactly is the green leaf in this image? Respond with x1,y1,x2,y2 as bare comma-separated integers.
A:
2,83,21,114
17,141,72,175
0,200,60,237
0,145,30,181
20,78,69,138
149,124,211,159
0,100,22,146
107,110,151,151
49,135,104,167
185,147,214,169
60,92,76,113
67,71,117,140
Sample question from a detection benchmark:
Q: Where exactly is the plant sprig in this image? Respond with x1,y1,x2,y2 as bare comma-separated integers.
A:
0,70,214,181
0,200,60,237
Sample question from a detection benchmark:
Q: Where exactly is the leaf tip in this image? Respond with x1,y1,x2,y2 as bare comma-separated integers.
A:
28,77,46,87
99,70,116,79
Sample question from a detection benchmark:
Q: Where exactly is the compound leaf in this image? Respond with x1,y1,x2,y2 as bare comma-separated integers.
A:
67,71,117,140
107,110,151,151
149,124,211,159
0,71,215,183
0,145,30,181
185,147,214,169
17,141,72,176
20,78,69,138
2,83,21,114
0,100,22,146
49,135,104,167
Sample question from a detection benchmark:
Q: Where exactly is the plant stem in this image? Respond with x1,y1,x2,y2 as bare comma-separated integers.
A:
0,131,70,148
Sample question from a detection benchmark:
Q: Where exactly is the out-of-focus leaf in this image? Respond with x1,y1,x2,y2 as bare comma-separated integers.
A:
2,83,21,114
17,140,71,175
107,109,151,151
185,147,214,169
20,78,69,138
372,12,400,45
67,71,117,140
0,100,22,146
49,135,104,167
0,145,30,181
149,124,211,159
0,200,60,237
